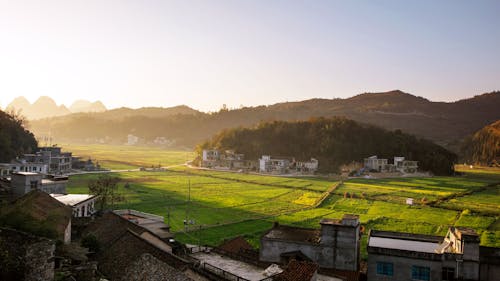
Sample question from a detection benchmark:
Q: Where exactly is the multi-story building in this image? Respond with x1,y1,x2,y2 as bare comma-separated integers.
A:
259,155,293,174
367,227,500,281
260,214,361,271
364,156,418,174
364,156,389,172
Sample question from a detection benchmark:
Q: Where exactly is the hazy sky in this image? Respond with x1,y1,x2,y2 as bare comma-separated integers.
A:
1,0,499,111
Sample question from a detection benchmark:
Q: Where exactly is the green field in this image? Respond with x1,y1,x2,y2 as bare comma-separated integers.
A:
62,144,194,169
65,145,500,258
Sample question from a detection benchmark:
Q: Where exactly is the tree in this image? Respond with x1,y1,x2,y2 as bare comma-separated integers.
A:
88,174,122,211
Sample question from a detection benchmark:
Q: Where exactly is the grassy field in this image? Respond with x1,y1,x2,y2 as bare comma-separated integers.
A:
62,144,194,169
68,170,333,232
65,146,500,257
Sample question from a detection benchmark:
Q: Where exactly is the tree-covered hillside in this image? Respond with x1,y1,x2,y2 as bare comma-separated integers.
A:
0,110,38,162
461,120,500,166
198,117,457,175
29,91,500,150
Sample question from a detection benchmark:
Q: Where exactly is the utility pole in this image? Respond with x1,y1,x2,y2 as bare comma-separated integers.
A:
185,178,191,231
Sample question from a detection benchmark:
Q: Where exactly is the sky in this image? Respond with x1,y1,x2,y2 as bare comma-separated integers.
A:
0,0,499,112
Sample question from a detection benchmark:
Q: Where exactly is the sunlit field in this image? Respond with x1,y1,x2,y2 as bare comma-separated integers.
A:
62,144,194,169
65,147,500,258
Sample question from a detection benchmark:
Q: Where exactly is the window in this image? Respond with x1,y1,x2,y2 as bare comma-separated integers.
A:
411,266,430,281
442,267,455,281
30,180,38,190
376,262,393,276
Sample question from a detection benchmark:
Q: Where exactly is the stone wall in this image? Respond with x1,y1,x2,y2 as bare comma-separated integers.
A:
124,253,193,281
0,227,55,281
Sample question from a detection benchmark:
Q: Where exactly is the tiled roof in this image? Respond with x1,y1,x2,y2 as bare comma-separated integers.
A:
217,236,253,254
274,260,318,281
2,190,71,240
98,229,192,281
263,224,320,244
83,211,149,248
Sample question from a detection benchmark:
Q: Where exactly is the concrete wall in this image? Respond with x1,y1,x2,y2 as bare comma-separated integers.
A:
40,181,67,194
11,173,43,197
260,239,320,264
480,263,500,281
367,253,445,281
367,253,482,281
333,226,359,271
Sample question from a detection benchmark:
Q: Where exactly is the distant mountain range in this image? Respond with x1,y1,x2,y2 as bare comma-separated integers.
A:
28,90,500,153
5,96,106,120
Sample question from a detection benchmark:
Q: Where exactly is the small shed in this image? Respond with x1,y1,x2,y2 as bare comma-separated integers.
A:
406,198,414,206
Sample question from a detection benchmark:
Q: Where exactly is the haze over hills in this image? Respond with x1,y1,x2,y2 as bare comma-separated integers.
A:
69,100,107,113
28,90,500,153
5,96,107,120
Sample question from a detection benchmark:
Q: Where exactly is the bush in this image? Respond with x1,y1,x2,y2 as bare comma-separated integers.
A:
81,234,100,253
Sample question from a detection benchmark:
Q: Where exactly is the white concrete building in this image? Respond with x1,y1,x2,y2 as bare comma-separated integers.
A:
259,155,292,174
51,193,99,217
364,156,388,172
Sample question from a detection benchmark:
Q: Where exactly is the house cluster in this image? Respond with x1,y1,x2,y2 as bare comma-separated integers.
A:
200,149,319,174
0,145,102,176
259,155,319,174
3,171,99,220
201,149,257,171
2,196,499,281
364,155,418,174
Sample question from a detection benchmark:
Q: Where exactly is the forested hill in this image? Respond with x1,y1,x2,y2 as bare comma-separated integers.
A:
29,90,500,150
198,118,457,175
0,110,38,162
461,120,500,166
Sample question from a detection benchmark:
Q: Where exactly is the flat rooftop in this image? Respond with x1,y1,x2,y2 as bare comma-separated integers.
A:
369,236,439,253
51,194,97,206
114,209,172,239
193,251,272,281
14,172,39,176
368,230,443,254
263,224,320,244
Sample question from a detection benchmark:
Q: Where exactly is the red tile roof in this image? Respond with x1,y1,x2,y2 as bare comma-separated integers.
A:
217,236,253,254
275,260,318,281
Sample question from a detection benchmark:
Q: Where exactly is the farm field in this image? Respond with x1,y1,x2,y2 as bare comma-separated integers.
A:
68,170,333,232
65,146,500,258
62,144,194,170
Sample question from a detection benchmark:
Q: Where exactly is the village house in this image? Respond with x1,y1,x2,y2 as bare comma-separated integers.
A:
201,149,256,171
367,226,500,281
1,190,73,243
294,158,319,174
0,146,75,176
260,214,361,272
82,211,203,280
10,172,68,198
363,156,418,174
394,156,418,173
364,156,389,172
8,171,99,218
51,193,98,218
71,156,101,171
259,155,294,174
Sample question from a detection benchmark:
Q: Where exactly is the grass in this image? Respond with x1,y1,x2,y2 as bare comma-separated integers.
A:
68,170,329,232
64,146,500,257
62,144,195,169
